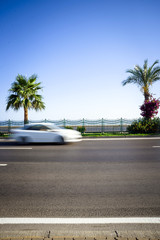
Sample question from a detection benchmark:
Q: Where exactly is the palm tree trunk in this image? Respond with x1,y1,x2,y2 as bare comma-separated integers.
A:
144,91,150,101
24,107,28,124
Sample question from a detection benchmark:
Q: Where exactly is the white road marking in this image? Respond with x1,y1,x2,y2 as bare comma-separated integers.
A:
83,137,160,141
0,218,160,224
0,164,7,167
152,146,160,148
0,147,32,150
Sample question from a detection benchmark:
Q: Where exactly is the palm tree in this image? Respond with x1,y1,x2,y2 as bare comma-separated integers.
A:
6,74,45,124
122,59,160,101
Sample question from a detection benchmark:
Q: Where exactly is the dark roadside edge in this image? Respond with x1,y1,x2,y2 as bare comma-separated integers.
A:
0,235,160,240
1,135,160,141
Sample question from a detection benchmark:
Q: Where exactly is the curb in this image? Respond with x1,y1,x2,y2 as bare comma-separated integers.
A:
0,136,160,141
82,135,160,138
0,237,160,240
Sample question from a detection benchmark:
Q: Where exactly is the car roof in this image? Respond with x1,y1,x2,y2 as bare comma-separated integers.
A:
23,123,55,129
25,123,53,126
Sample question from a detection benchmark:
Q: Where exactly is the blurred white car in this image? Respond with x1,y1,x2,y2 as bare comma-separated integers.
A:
11,123,82,144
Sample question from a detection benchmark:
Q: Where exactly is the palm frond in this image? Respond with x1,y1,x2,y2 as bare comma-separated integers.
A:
32,99,45,111
150,60,159,70
122,76,138,86
143,59,148,71
6,94,22,111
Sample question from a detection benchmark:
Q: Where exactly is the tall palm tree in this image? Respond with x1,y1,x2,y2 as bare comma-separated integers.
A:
6,74,45,124
122,59,160,101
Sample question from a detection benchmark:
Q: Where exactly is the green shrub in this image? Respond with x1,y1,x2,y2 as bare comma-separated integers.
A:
77,126,86,134
127,118,160,134
64,126,73,130
0,132,9,137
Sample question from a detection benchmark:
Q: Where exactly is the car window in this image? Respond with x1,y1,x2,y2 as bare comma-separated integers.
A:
26,125,40,130
24,124,58,131
39,125,50,131
26,125,50,131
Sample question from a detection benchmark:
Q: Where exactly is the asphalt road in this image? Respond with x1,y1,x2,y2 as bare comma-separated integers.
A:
0,138,160,237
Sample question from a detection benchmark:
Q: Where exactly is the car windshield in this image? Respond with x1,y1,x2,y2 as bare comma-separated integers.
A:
23,124,61,131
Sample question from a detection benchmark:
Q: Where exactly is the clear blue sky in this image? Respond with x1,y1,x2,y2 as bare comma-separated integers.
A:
0,0,160,120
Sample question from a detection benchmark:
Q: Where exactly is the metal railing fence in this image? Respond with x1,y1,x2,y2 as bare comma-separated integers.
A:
0,118,137,133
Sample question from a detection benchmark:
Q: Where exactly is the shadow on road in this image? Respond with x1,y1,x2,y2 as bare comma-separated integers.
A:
0,139,72,146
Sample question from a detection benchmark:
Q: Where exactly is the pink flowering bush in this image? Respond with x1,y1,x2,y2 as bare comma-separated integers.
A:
127,96,160,134
140,97,160,119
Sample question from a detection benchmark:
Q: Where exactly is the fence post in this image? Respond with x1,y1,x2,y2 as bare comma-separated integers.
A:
63,118,66,128
120,118,123,132
101,118,104,134
8,119,11,133
82,118,85,127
